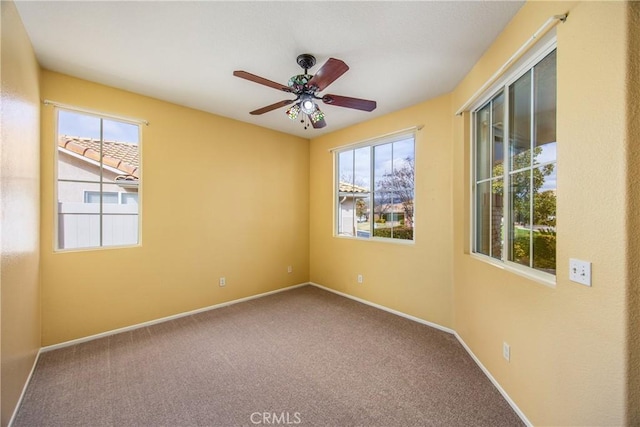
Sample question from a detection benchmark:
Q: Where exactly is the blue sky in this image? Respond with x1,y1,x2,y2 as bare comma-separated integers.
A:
339,137,415,189
58,110,139,144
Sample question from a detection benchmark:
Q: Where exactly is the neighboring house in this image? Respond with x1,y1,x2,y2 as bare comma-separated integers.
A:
337,181,369,236
57,135,140,248
338,182,413,237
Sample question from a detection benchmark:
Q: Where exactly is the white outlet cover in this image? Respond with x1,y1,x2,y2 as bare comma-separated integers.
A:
569,258,591,286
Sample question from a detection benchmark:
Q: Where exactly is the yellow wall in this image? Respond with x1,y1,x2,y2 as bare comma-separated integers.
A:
39,71,310,345
5,1,637,425
626,2,640,424
0,1,42,425
452,1,631,425
311,1,636,424
309,95,454,329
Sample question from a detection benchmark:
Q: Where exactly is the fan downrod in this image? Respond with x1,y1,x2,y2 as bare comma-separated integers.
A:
296,54,316,73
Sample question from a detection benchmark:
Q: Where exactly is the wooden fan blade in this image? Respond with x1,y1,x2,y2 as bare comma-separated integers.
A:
322,94,377,112
234,71,292,93
250,99,294,115
312,116,327,129
307,58,349,91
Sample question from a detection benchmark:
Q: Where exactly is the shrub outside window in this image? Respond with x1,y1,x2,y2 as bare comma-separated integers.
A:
336,133,415,241
473,48,557,278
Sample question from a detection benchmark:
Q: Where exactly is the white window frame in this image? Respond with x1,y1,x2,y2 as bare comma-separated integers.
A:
334,131,416,244
469,36,557,286
54,106,143,252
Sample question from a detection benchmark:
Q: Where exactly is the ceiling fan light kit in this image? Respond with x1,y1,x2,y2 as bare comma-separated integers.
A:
233,54,376,130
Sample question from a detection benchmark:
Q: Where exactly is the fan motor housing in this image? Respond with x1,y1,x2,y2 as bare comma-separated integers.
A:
296,54,316,71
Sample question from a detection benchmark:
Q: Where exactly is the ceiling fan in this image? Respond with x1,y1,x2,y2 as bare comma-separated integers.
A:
233,54,377,130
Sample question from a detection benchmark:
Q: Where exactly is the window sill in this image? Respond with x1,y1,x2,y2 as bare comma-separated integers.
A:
470,253,556,288
54,243,141,254
334,234,415,246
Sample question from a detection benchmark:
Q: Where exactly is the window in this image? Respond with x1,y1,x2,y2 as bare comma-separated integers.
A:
56,109,141,250
84,191,138,206
336,133,415,241
84,191,118,204
473,48,557,278
120,193,139,206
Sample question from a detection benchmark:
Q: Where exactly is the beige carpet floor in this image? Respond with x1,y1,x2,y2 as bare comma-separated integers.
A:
13,285,524,426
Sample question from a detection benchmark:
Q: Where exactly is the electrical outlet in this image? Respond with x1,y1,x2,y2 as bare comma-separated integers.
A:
503,342,510,362
357,274,363,284
219,277,226,287
569,258,591,286
287,266,292,273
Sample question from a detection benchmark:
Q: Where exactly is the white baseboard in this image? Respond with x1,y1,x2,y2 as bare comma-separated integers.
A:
41,282,309,352
8,348,42,427
309,281,531,427
309,282,455,334
454,333,533,427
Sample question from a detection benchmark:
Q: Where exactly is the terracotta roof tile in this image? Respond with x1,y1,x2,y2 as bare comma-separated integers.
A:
339,182,368,193
85,149,101,162
58,136,139,179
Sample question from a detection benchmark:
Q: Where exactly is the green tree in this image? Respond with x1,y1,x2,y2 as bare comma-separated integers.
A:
534,190,556,227
491,147,555,227
491,146,556,270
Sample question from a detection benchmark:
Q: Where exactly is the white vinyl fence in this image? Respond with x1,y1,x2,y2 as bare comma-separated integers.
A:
58,202,138,249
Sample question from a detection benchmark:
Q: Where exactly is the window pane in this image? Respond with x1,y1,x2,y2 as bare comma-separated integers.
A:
391,138,414,234
56,110,141,250
399,188,414,232
58,110,101,139
383,189,414,240
373,192,393,237
510,169,531,267
336,135,414,242
393,138,415,169
491,178,504,260
534,50,557,165
473,49,556,276
354,147,370,191
338,148,370,238
374,143,392,189
475,103,491,181
354,195,371,238
509,71,532,171
338,196,356,237
475,181,491,256
373,141,415,240
338,150,354,185
492,92,505,174
58,182,101,250
532,164,556,274
475,179,504,258
58,111,101,182
103,119,139,144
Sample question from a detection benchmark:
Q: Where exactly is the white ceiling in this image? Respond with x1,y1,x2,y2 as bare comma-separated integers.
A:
15,1,524,138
